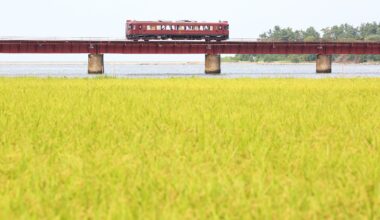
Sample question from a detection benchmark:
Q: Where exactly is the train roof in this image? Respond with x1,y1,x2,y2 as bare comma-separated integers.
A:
127,20,229,25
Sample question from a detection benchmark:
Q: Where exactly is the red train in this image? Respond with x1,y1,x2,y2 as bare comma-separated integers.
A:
126,20,229,41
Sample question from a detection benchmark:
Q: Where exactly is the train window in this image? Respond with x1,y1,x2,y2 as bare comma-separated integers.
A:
161,25,166,30
200,26,204,31
152,25,156,31
147,25,151,30
166,25,171,30
179,26,185,31
139,25,142,30
219,26,222,30
172,25,176,30
133,25,136,30
225,26,229,30
157,25,161,30
210,26,213,31
204,26,209,31
195,26,199,31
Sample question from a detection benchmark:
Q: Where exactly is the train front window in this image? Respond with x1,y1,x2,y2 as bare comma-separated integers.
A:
225,26,229,30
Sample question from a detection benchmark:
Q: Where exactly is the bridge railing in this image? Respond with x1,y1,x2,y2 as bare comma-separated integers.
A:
0,36,127,41
229,38,380,43
1,36,380,44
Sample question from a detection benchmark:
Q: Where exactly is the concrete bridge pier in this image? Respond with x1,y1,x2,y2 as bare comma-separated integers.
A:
316,54,332,74
205,54,221,74
88,54,104,74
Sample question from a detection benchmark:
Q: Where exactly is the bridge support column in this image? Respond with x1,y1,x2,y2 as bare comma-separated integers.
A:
316,55,332,74
205,54,221,74
88,54,104,74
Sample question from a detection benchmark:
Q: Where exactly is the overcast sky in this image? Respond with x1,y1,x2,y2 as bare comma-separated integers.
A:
1,0,379,61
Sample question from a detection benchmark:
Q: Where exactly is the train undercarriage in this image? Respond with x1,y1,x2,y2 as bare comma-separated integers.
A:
127,35,228,42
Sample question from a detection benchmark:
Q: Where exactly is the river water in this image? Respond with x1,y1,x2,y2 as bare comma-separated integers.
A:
1,62,380,78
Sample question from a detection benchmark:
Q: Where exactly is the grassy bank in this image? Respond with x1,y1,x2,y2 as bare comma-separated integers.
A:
0,78,379,219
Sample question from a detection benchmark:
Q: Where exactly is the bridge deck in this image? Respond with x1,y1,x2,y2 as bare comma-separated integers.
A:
1,40,380,55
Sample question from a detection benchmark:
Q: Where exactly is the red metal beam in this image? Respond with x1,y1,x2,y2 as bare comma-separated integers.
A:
1,40,380,55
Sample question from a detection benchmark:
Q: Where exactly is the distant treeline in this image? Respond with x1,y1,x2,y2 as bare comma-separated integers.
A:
226,22,380,63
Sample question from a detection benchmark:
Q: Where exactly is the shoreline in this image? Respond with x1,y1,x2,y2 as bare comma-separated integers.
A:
222,61,380,65
0,61,203,65
1,61,380,65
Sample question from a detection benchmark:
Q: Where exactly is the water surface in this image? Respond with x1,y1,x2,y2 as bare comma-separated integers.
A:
1,62,380,78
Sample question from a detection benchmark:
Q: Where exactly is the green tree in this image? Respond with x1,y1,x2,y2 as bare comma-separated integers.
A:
303,27,320,41
227,23,380,63
322,24,360,40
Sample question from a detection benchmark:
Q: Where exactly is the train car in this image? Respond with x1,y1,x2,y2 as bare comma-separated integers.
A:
126,20,229,41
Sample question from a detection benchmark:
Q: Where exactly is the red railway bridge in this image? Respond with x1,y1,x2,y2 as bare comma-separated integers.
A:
2,39,380,74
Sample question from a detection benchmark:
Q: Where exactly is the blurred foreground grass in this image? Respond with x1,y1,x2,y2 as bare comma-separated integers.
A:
0,78,379,219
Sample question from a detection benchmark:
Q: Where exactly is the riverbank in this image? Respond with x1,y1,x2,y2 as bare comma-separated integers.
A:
222,60,380,65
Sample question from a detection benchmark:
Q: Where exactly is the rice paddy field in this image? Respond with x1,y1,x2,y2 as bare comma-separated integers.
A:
0,78,379,219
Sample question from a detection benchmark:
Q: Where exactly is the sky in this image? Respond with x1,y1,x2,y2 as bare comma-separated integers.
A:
0,0,379,62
